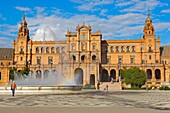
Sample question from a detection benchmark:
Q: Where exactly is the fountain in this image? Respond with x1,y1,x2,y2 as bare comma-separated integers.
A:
0,26,83,93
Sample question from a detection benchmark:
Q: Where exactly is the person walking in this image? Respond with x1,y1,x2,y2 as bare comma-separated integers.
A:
11,81,17,96
97,81,100,90
106,84,108,91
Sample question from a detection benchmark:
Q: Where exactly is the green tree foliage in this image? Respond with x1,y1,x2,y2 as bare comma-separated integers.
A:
19,67,30,75
9,67,17,80
9,67,30,80
121,67,146,88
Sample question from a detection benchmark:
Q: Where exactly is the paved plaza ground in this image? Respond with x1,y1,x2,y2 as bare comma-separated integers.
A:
0,90,170,113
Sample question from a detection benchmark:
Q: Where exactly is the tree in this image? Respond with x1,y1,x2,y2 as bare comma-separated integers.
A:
20,67,30,75
121,67,146,88
9,67,17,80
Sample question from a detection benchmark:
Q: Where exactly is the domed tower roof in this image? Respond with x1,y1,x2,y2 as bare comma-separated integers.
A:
145,13,152,22
143,13,154,36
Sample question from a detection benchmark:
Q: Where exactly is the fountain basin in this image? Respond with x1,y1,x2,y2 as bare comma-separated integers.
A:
0,85,83,91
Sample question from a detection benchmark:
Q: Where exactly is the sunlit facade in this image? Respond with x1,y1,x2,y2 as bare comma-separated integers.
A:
0,14,170,88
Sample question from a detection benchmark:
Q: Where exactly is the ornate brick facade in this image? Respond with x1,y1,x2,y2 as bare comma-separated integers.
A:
0,14,170,87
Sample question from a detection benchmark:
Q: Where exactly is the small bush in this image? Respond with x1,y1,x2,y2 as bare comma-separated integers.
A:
159,86,170,90
83,84,96,89
123,86,145,90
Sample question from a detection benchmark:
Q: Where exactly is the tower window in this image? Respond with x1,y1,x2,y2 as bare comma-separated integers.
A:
1,62,3,66
92,45,96,51
73,55,76,62
148,47,152,52
81,55,85,62
20,57,23,61
149,55,152,60
82,43,85,51
92,55,96,62
72,45,75,51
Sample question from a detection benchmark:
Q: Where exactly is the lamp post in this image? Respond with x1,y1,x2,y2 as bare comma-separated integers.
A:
96,60,99,82
118,62,121,82
28,61,30,70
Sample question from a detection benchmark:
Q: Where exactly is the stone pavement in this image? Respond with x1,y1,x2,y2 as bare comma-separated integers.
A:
0,90,170,113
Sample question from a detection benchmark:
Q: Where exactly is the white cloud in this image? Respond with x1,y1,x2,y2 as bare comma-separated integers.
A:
0,37,13,48
70,0,114,11
117,0,163,13
15,6,31,12
161,9,170,13
25,12,149,41
100,9,108,16
0,24,18,37
115,0,134,7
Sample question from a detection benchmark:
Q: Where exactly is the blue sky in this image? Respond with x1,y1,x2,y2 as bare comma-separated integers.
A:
1,0,170,47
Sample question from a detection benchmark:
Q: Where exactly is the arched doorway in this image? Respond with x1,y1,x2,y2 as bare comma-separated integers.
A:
52,70,57,75
101,69,109,82
90,74,95,85
29,70,34,78
110,69,116,82
74,68,83,85
36,70,42,79
44,70,49,78
146,69,152,80
155,69,161,80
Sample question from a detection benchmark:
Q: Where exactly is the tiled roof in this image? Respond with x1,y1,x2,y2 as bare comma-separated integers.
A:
0,48,13,59
160,46,170,57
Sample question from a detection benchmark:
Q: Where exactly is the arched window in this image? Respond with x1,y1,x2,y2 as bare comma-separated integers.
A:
72,45,75,51
110,46,114,52
121,46,124,52
41,47,44,53
46,47,49,53
92,44,96,51
82,43,85,51
81,55,85,62
127,46,130,52
92,55,96,62
132,46,136,52
116,46,119,52
73,55,76,62
36,47,39,53
51,47,54,53
62,47,65,53
56,47,60,53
